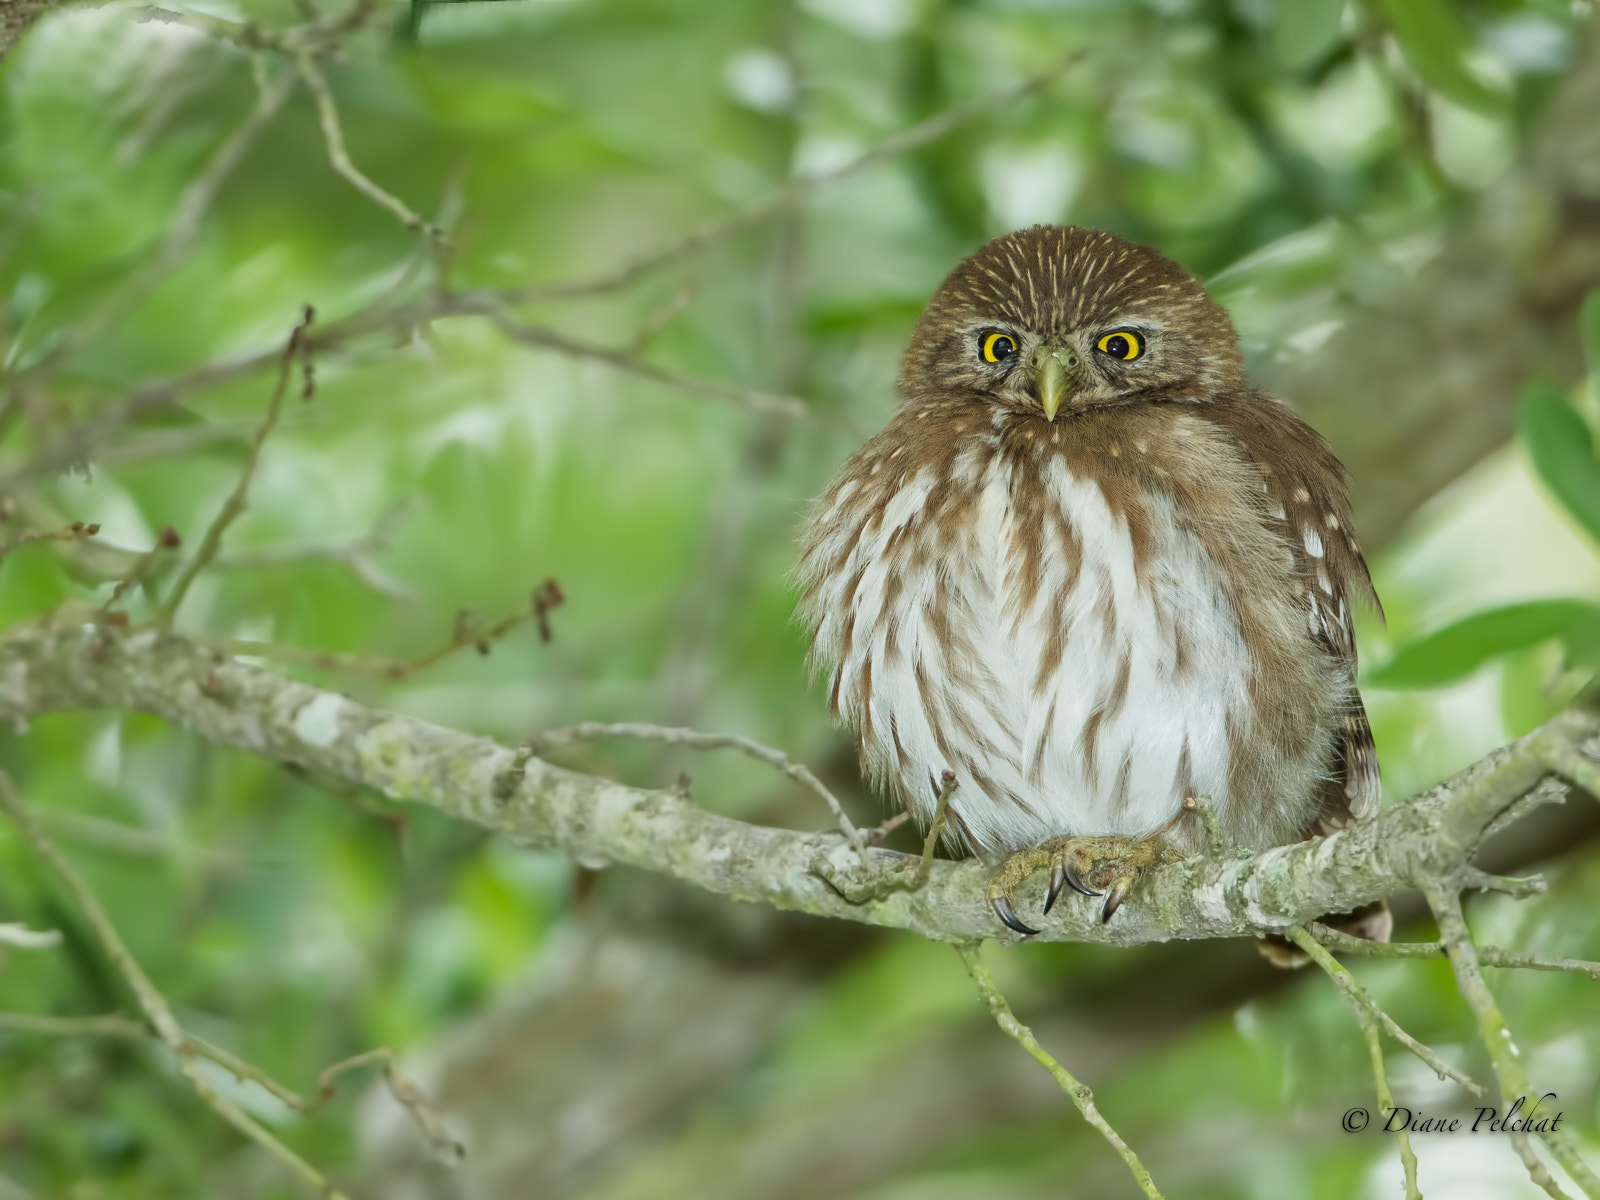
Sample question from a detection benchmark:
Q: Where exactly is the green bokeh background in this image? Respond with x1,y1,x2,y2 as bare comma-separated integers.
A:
2,0,1600,1196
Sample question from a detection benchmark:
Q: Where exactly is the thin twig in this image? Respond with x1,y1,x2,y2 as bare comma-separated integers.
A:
216,578,561,678
1182,793,1227,857
0,1011,460,1166
1295,927,1487,1095
506,54,1084,305
862,810,911,845
295,51,445,244
1287,925,1423,1199
1539,742,1600,805
1309,923,1600,980
0,1011,145,1037
34,808,245,874
0,520,100,567
1483,778,1568,840
0,772,353,1200
0,58,1069,488
914,770,957,885
101,526,181,617
482,306,808,418
156,308,314,629
529,721,866,855
36,63,298,369
213,500,417,600
1424,883,1598,1200
956,942,1163,1199
186,1039,463,1166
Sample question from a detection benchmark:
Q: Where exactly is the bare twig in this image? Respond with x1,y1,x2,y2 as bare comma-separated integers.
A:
219,579,560,678
295,51,445,244
1309,922,1600,980
35,808,245,874
0,772,353,1200
0,1011,460,1166
0,519,100,566
1182,792,1227,857
0,1012,144,1036
1423,884,1599,1200
213,500,417,600
529,720,867,855
101,525,181,617
1295,926,1487,1095
1287,925,1422,1199
956,941,1163,1199
186,1040,463,1166
506,55,1084,305
627,284,698,354
862,810,912,844
1483,778,1569,840
38,63,298,369
1538,742,1600,804
156,308,314,629
482,306,808,418
0,57,1071,484
916,769,957,884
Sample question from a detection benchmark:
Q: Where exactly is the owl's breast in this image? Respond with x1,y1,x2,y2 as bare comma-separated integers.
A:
795,411,1335,855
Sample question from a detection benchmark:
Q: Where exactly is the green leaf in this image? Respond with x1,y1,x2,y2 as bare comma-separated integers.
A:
1366,600,1600,688
1371,0,1503,113
1271,0,1346,70
1519,381,1600,545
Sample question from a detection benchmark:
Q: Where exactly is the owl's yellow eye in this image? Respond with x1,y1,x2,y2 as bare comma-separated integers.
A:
1096,330,1143,361
980,332,1018,363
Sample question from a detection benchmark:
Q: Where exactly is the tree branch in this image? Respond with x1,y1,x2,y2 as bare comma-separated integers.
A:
0,772,356,1200
0,54,1068,489
1423,883,1600,1200
1288,924,1423,1200
2,615,1599,951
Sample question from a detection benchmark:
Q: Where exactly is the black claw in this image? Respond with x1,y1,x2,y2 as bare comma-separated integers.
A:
1101,877,1132,924
1062,858,1102,898
1043,862,1066,914
991,894,1040,936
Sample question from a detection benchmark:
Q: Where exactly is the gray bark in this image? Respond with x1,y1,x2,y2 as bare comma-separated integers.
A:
2,612,1594,948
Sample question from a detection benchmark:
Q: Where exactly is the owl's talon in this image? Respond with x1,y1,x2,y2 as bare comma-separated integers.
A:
1102,873,1137,923
990,893,1040,937
1063,857,1101,898
1043,862,1066,914
1044,857,1100,914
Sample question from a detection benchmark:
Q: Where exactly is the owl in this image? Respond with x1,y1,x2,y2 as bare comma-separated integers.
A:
795,225,1383,937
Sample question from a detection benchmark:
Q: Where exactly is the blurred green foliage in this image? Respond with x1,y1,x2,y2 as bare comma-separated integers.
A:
0,0,1598,1197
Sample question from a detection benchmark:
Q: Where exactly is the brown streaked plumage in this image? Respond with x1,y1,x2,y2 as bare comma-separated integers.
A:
794,225,1385,938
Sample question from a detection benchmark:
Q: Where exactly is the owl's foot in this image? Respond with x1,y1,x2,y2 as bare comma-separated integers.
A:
987,835,1178,935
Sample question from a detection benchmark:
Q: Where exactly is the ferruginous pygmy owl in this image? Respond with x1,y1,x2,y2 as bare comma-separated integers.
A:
795,225,1385,937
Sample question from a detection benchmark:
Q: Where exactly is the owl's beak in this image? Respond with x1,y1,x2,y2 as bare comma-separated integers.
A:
1032,345,1078,421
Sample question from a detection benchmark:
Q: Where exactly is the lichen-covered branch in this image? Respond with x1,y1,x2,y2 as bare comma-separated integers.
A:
1,613,1598,951
1424,884,1600,1200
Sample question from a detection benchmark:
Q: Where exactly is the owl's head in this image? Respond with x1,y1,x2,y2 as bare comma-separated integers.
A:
899,225,1245,420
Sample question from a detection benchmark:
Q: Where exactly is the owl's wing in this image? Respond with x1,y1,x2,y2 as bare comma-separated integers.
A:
1212,394,1383,830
